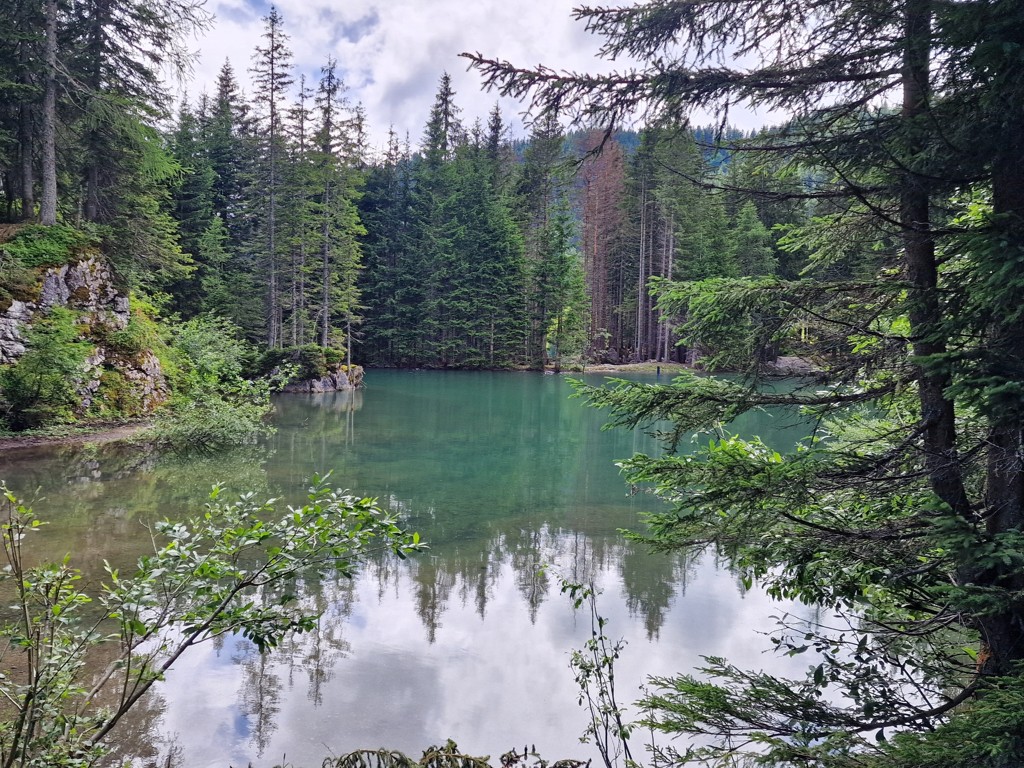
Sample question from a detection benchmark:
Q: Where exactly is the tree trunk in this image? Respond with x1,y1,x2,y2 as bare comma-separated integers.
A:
978,79,1024,675
321,181,332,348
40,0,58,226
900,0,971,520
19,90,35,220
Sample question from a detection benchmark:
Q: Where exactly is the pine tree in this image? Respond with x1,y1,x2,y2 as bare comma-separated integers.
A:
358,129,417,366
466,0,1024,762
311,57,365,353
729,201,776,277
249,5,294,348
516,111,570,367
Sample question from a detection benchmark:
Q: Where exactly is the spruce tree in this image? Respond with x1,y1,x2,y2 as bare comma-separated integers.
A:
249,5,294,348
466,0,1024,762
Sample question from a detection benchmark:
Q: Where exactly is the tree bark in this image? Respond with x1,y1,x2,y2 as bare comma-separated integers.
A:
40,0,58,226
978,75,1024,675
900,0,971,520
19,83,35,219
321,181,332,348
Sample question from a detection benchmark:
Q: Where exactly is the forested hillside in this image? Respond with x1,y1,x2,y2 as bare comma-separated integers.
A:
0,3,807,384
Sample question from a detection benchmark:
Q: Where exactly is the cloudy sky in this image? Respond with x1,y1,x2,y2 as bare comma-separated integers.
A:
177,0,626,154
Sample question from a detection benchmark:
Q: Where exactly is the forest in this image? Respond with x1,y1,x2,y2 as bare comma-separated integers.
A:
3,0,1024,767
0,1,801,396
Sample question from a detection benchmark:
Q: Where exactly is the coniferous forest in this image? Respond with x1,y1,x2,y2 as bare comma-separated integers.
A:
0,3,801,377
5,0,1024,767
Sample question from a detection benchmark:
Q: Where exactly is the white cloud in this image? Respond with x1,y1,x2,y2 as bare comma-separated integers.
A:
176,0,615,153
175,0,776,155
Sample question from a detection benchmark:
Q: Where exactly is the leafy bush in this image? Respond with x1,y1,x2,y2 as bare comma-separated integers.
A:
90,369,147,418
0,257,36,306
254,344,347,381
154,316,286,452
324,346,346,367
171,315,248,386
0,478,424,767
153,381,275,453
0,308,92,430
101,299,166,358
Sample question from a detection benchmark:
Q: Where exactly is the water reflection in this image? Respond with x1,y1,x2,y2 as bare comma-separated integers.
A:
0,371,815,767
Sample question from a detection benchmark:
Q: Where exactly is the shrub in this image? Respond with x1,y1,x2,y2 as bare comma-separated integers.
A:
0,308,92,430
101,299,166,359
324,346,346,367
0,479,424,767
152,383,275,453
155,316,283,452
253,344,346,382
169,315,249,391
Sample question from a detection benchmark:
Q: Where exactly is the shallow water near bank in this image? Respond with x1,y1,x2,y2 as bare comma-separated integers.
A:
0,370,814,767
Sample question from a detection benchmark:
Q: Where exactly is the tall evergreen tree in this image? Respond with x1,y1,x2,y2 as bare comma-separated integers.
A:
312,57,365,352
249,5,294,347
467,0,1024,763
357,130,418,365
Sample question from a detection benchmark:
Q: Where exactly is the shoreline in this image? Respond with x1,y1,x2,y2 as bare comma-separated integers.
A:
575,361,690,374
0,421,151,454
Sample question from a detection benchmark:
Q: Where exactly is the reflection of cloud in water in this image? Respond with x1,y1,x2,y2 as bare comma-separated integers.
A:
152,539,816,768
3,372,818,767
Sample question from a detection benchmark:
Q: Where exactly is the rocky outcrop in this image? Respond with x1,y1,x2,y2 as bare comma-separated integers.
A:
1,257,130,365
281,365,364,393
763,355,821,377
0,300,33,363
0,256,168,414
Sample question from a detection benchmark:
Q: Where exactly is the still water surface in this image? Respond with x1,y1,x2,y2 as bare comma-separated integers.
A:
0,370,812,767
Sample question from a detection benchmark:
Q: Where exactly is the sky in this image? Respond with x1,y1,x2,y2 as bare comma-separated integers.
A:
177,0,626,155
176,0,778,156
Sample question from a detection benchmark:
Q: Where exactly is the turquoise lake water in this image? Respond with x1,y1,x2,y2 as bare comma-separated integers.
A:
0,370,813,767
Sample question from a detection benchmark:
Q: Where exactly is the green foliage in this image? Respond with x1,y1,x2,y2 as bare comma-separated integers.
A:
0,225,99,268
324,741,588,768
729,201,777,277
101,298,166,359
256,344,347,382
0,308,92,430
869,674,1024,768
0,477,425,767
154,316,281,452
169,315,248,387
561,580,634,768
91,369,147,418
652,277,791,371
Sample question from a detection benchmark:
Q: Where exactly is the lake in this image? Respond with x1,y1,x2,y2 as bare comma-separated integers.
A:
0,370,813,768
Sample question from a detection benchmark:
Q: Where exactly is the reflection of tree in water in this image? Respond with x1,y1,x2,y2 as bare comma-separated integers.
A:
619,541,696,640
73,641,173,768
0,443,273,584
369,543,406,603
395,519,691,639
510,529,550,624
469,547,501,619
273,390,364,468
279,576,356,706
413,557,455,644
236,642,282,758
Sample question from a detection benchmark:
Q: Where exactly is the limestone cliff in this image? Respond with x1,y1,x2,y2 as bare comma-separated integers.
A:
0,254,168,418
